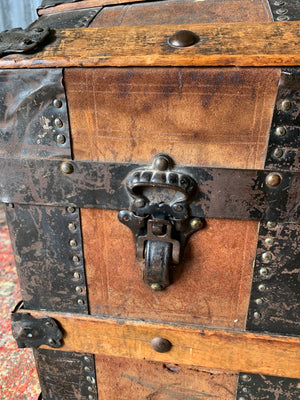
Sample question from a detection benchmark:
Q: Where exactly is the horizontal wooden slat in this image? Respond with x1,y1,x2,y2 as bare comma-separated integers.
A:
1,21,300,68
38,0,154,15
26,310,300,379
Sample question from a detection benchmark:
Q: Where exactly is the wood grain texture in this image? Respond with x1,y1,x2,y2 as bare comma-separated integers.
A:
92,0,272,27
27,309,300,379
66,67,280,168
82,211,258,329
95,355,237,400
1,22,300,68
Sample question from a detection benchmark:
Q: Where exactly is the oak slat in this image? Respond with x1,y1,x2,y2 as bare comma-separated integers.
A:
27,310,300,379
1,22,300,68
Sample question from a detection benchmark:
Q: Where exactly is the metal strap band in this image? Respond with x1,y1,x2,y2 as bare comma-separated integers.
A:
1,157,299,222
268,0,300,21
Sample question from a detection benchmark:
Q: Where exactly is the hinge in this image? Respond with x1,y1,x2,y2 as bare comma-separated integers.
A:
11,302,63,349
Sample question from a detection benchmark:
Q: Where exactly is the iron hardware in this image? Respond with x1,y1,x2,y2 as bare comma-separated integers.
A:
0,27,50,58
118,154,205,290
11,302,63,349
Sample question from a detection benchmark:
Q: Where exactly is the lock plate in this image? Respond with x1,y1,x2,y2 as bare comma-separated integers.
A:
118,154,204,290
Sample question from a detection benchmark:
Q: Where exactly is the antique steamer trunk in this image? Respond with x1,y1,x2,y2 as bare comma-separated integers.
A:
0,0,300,398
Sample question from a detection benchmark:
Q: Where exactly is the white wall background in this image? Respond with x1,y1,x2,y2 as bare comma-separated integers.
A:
0,0,41,31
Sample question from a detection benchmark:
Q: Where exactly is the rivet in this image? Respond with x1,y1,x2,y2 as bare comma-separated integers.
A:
150,283,163,291
84,366,92,372
84,356,91,362
134,199,145,208
88,396,95,400
70,239,77,248
253,312,261,319
238,397,246,400
173,204,183,212
273,0,285,5
68,222,76,231
190,218,204,230
54,118,63,128
242,387,249,393
151,337,172,353
241,374,251,382
266,173,281,187
53,99,62,108
273,148,284,158
45,321,53,328
277,15,289,21
255,298,263,305
56,134,66,144
61,161,74,175
67,206,76,213
259,267,268,277
262,252,272,261
281,99,292,111
78,299,85,305
168,30,199,48
122,215,130,222
76,286,83,293
74,272,81,279
73,255,80,263
48,338,55,345
258,284,266,292
275,126,286,137
87,376,95,384
267,221,277,229
88,386,93,391
276,8,288,14
265,237,274,246
154,156,169,171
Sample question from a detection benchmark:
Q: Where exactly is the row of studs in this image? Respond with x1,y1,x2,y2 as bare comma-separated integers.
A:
74,9,100,28
52,98,67,146
252,221,277,321
84,355,98,400
272,0,291,21
237,373,253,400
271,97,293,162
67,206,88,309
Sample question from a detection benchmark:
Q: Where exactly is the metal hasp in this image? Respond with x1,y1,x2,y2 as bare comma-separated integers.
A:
11,303,63,349
0,27,50,58
118,154,204,291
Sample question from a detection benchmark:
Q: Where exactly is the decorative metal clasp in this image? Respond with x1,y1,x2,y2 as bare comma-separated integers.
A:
11,302,63,349
118,154,204,291
0,27,50,58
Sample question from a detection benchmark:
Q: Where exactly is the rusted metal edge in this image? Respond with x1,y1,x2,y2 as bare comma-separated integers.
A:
0,22,299,68
237,372,300,399
5,204,89,313
34,349,98,400
264,68,300,172
246,221,300,335
19,309,300,379
268,0,300,21
0,69,71,160
0,158,299,222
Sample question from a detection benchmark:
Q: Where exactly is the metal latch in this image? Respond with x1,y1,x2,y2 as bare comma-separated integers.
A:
118,154,204,291
0,27,50,58
11,302,63,349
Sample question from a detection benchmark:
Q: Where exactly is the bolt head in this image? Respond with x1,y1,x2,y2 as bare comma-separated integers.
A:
54,118,63,128
68,223,76,231
273,148,284,158
190,218,204,230
150,283,163,291
73,272,81,279
53,99,62,108
61,161,74,175
266,173,281,187
154,156,169,171
151,337,172,353
56,134,66,144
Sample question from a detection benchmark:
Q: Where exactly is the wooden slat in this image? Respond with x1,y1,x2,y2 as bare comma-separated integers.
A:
27,310,300,379
38,0,155,15
1,21,300,68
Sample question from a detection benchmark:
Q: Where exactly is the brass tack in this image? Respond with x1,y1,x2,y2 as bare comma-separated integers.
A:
190,218,204,230
281,99,292,111
56,134,66,144
61,161,74,175
275,126,286,137
273,148,283,158
154,156,169,171
150,283,163,291
168,30,199,48
266,173,281,187
54,117,63,128
151,337,172,353
53,99,62,108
